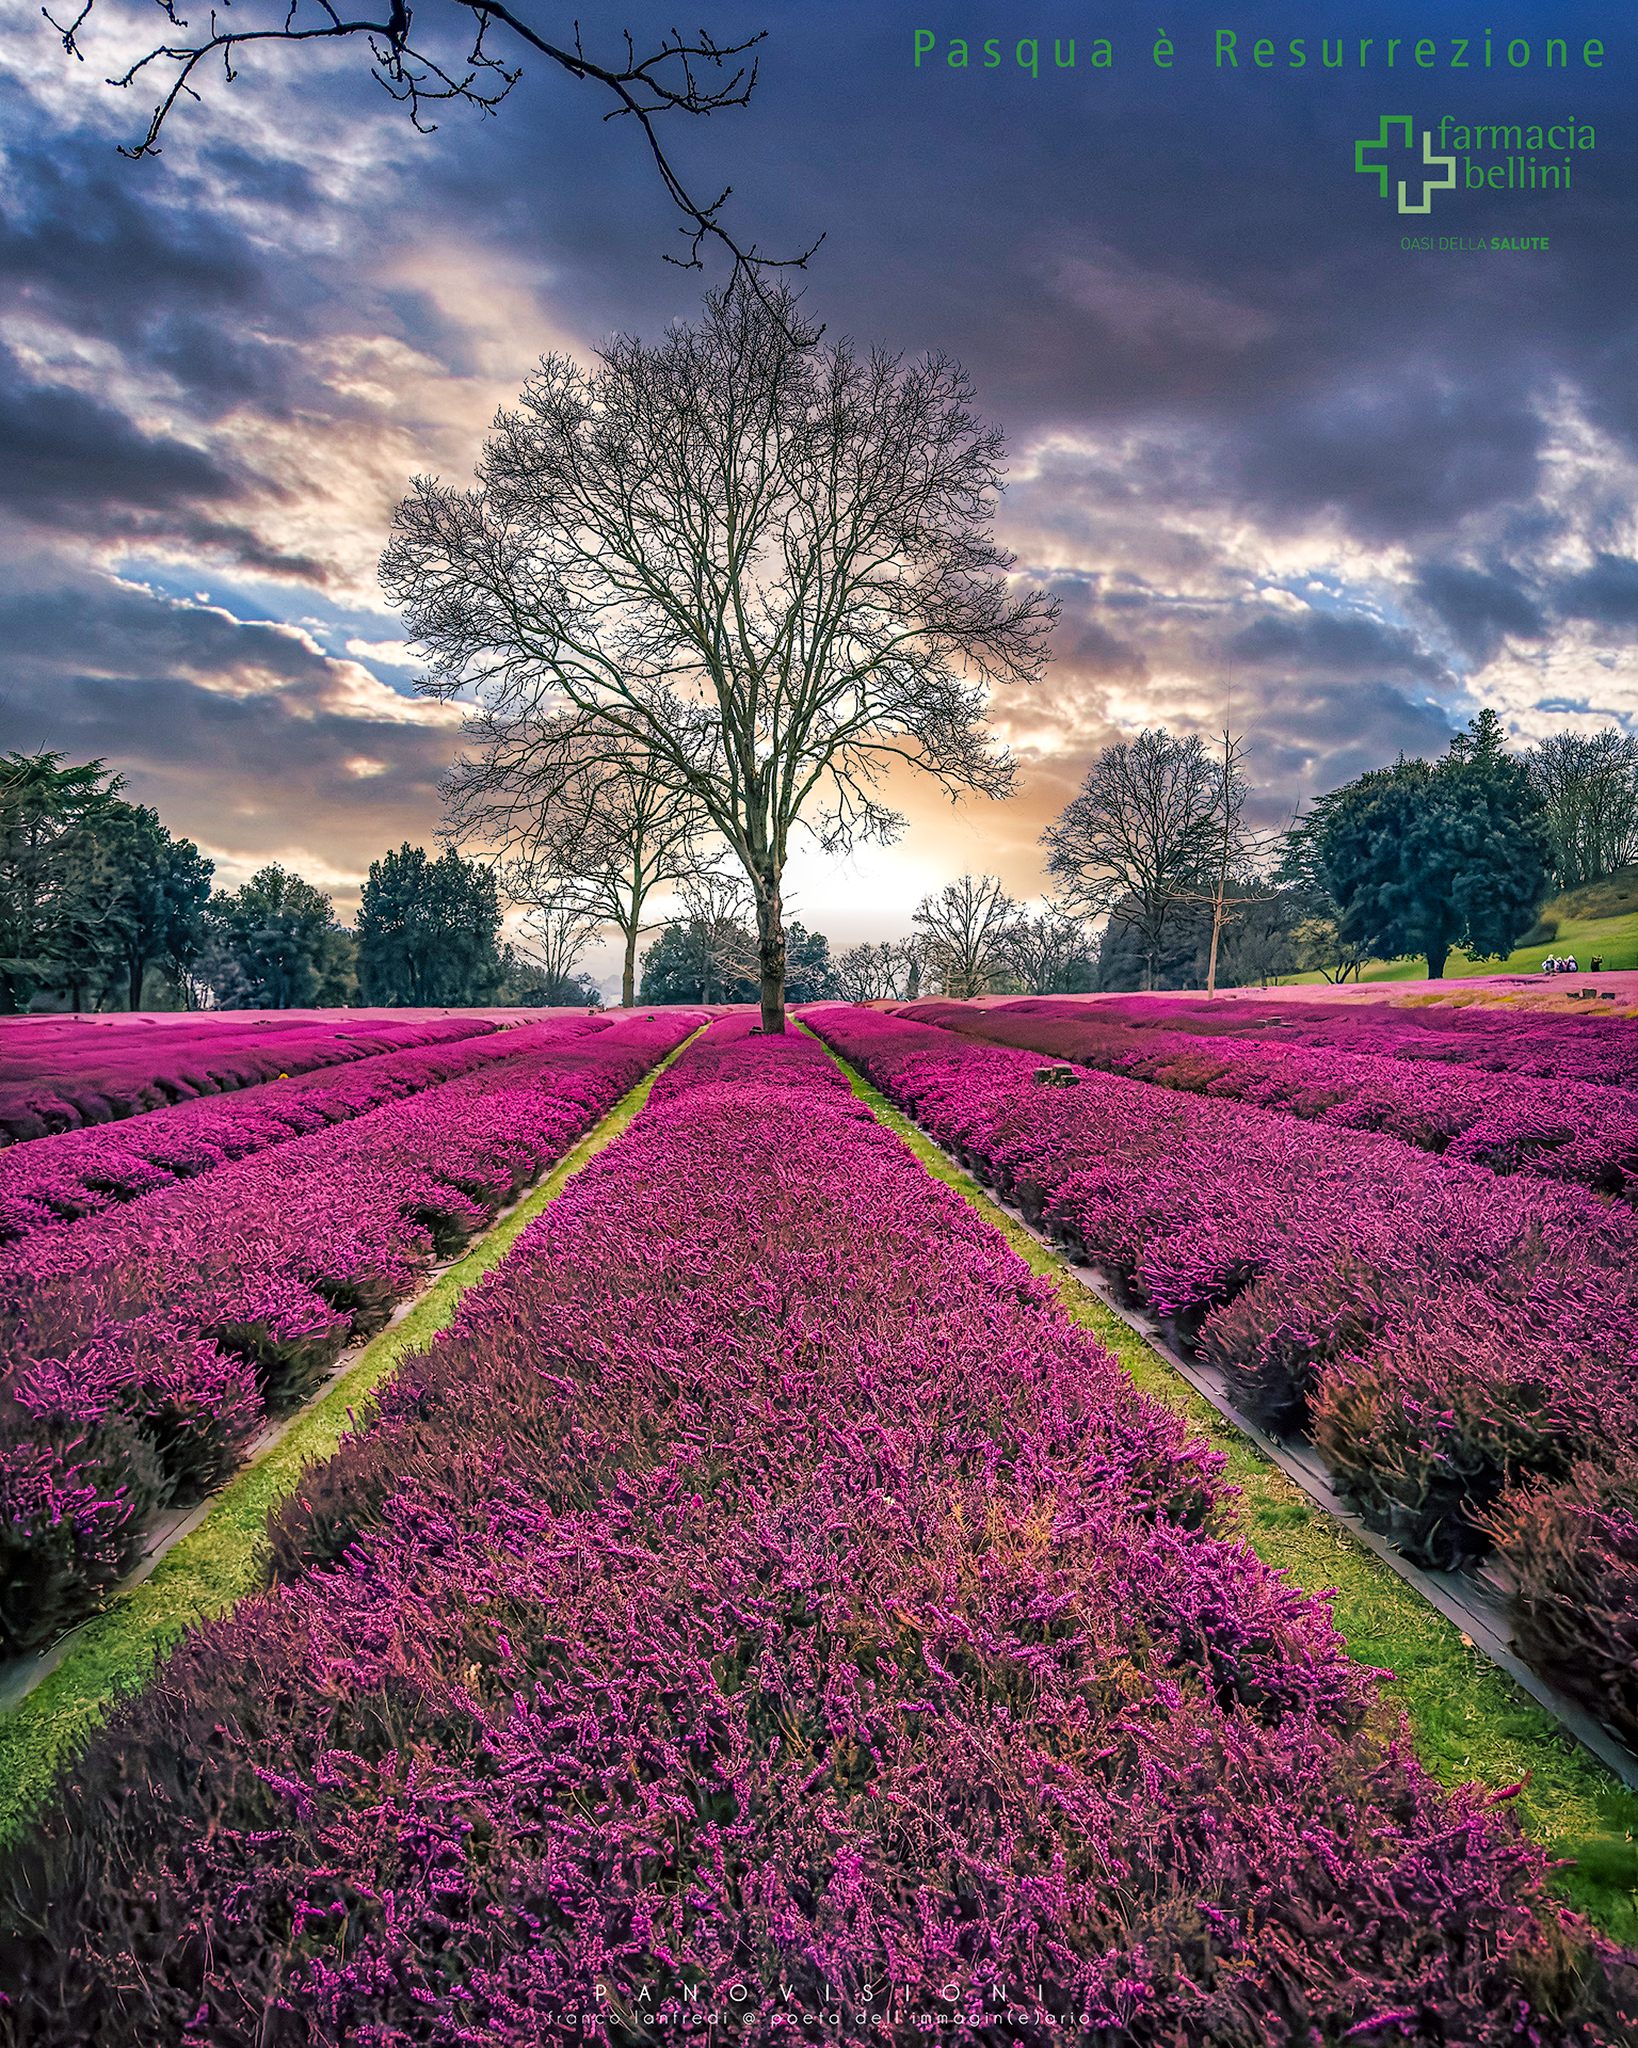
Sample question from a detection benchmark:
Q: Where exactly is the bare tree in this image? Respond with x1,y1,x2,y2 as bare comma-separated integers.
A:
49,10,819,300
1041,728,1222,993
1527,729,1638,888
999,904,1093,995
1215,882,1298,989
498,863,604,995
386,284,1056,1033
446,714,714,1006
913,873,1020,999
1291,913,1372,984
1161,727,1270,995
833,938,916,1003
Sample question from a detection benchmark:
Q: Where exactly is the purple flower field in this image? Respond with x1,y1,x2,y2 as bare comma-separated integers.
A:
1091,993,1638,1091
3,1018,1634,2044
0,1012,610,1248
0,1013,700,1656
806,1006,1638,1751
0,1012,520,1145
891,998,1638,1198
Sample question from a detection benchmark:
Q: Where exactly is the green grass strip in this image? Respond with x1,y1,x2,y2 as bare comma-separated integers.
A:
808,1028,1638,1942
0,1030,703,1848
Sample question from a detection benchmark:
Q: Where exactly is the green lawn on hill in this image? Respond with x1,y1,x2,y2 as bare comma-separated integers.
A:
1275,866,1638,986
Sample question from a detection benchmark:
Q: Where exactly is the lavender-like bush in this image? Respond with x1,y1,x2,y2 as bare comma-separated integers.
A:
1480,1464,1638,1749
0,1014,701,1655
0,1013,510,1144
1096,991,1638,1089
0,1014,611,1246
892,998,1638,1198
806,1005,1638,1732
2,1019,1634,2043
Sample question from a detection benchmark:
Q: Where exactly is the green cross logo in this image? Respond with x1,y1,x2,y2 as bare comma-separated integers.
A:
1355,117,1456,213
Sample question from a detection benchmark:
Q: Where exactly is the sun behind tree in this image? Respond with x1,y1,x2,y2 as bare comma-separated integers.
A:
382,283,1056,1033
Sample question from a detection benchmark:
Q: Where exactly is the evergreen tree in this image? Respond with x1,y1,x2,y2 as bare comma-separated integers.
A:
202,865,348,1009
1317,710,1550,980
356,844,504,1006
638,921,758,1006
98,804,214,1010
0,753,125,1013
781,923,841,1005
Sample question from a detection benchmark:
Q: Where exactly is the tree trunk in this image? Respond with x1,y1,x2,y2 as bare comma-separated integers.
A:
1205,895,1224,998
129,949,145,1014
621,921,638,1008
754,870,786,1034
1425,943,1449,980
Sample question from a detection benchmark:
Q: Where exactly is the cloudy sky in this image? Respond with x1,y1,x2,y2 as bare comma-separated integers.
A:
1,0,1633,988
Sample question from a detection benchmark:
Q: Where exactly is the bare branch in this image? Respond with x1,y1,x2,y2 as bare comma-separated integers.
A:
1041,727,1224,993
51,4,820,317
443,710,718,1004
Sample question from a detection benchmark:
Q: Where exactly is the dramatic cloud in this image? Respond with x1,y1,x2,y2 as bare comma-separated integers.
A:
0,0,1634,959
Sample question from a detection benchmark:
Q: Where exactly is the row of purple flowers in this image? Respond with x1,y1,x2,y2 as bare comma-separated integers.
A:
1090,991,1638,1090
0,1014,699,1657
806,1005,1638,1758
894,996,1638,1198
3,1015,1630,2043
0,1012,507,1145
0,1014,610,1247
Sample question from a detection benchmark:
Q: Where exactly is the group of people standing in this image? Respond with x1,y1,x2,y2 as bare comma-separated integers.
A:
1542,953,1604,974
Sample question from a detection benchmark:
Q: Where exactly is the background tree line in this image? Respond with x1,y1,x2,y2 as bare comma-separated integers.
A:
1041,710,1637,992
0,754,598,1014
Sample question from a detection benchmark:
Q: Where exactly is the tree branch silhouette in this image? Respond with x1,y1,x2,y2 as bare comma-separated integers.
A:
43,6,823,316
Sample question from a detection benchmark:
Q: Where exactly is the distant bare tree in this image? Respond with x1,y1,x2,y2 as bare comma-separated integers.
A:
1042,728,1222,992
446,715,714,1006
999,905,1093,995
49,11,819,304
834,938,916,1002
1215,881,1298,989
1527,728,1638,888
1162,728,1273,995
498,866,605,995
913,873,1020,999
387,284,1056,1033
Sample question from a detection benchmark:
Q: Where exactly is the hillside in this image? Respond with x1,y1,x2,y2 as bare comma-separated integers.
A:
1284,863,1638,984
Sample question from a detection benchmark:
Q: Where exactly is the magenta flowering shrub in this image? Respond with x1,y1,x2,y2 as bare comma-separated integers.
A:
1480,1463,1638,1747
0,1013,612,1246
0,1410,163,1652
0,1012,511,1144
809,1009,1635,1391
13,1317,262,1508
1308,1310,1638,1570
4,1019,1634,2043
0,1014,701,1655
805,1005,1638,1722
1096,991,1638,1091
892,998,1638,1198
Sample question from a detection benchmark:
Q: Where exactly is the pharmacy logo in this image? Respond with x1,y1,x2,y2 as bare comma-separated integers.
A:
1356,117,1456,212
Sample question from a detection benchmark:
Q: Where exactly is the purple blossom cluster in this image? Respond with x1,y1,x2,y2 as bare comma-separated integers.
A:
0,1012,505,1145
0,1013,610,1247
806,1006,1638,1744
4,1016,1633,2045
0,1014,701,1655
894,999,1638,1198
1094,993,1638,1092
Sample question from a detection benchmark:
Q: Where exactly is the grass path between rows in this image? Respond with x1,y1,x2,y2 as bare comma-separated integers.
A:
0,1030,704,1849
809,1029,1638,1944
